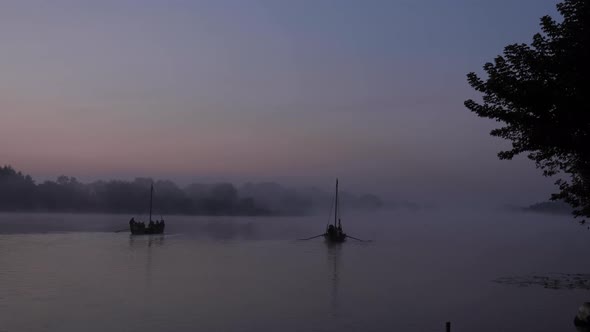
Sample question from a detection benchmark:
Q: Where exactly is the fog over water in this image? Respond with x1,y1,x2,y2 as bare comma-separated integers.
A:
0,209,587,332
0,1,585,331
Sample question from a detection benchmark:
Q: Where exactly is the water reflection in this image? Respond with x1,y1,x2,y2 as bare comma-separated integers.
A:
128,235,165,291
128,234,165,248
200,221,257,240
326,242,342,318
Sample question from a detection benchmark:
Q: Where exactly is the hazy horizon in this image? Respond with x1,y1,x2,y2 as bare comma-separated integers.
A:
0,0,562,206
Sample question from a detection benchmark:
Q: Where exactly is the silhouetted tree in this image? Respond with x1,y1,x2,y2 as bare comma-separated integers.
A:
465,0,590,219
0,166,35,210
0,165,383,216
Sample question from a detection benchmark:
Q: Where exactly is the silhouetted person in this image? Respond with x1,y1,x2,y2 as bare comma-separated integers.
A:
327,224,335,236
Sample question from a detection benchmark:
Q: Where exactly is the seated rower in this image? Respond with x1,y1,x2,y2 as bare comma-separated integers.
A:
327,224,335,236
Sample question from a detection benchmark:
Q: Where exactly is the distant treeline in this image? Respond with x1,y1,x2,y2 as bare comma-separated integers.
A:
0,166,383,216
522,201,572,215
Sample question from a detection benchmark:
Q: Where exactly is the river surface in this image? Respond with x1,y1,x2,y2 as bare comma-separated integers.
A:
0,209,588,332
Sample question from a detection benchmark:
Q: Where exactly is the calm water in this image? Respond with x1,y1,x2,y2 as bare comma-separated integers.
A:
0,209,588,332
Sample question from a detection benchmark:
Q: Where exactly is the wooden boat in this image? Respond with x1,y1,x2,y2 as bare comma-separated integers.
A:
298,179,369,243
324,179,347,243
129,184,165,235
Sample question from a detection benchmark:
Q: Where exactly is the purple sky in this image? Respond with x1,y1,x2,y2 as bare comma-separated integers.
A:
0,0,561,204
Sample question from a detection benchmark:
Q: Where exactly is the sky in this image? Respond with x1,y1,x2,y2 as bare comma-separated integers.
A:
0,0,562,205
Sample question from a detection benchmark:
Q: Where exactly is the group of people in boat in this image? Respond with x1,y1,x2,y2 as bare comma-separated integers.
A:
326,220,345,240
129,217,165,234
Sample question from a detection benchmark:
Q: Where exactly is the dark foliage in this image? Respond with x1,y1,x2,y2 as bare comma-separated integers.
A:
465,0,590,219
0,165,268,216
0,166,35,211
0,166,384,216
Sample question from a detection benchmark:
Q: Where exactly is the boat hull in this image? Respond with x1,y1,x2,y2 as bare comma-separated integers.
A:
324,233,347,243
130,223,165,235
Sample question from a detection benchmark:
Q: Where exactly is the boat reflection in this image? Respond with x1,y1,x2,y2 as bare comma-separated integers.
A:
128,234,165,291
326,241,342,318
129,234,165,248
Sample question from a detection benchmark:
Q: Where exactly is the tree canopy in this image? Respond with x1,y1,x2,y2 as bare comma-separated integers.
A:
465,0,590,219
0,165,384,216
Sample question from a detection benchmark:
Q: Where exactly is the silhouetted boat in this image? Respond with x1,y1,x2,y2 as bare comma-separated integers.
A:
129,184,165,235
298,179,369,242
298,179,368,242
324,179,346,243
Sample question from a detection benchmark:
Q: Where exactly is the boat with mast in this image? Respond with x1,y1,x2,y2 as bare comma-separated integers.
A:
129,183,165,235
324,178,346,242
298,178,369,243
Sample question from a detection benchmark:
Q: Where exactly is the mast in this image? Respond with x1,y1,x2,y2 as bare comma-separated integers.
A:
334,179,338,227
149,183,153,222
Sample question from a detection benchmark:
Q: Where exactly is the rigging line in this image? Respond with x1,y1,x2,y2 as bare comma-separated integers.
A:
335,188,341,226
339,185,343,221
338,201,342,224
327,191,335,228
336,179,342,224
152,185,157,218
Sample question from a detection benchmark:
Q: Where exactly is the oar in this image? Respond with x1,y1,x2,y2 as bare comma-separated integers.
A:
114,228,128,233
346,235,371,242
297,234,325,241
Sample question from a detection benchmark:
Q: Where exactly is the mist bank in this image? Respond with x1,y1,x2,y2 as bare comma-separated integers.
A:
502,200,573,217
521,201,573,215
0,165,385,216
